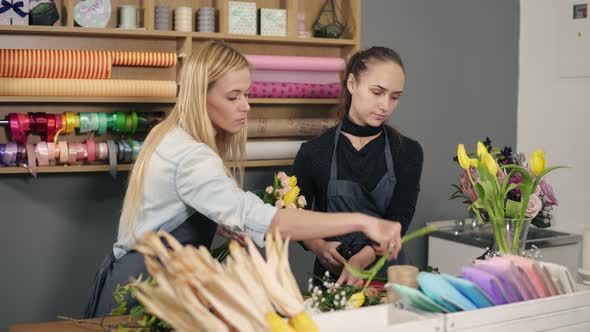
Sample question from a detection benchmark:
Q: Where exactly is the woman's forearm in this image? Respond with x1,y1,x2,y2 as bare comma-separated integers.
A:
270,208,367,241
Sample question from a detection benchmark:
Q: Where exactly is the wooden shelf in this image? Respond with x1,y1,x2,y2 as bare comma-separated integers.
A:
0,25,188,39
248,98,339,104
192,32,356,46
0,26,355,47
0,164,132,174
0,97,177,104
0,160,293,174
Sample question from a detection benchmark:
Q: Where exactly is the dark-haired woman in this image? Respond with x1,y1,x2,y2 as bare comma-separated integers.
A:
293,47,423,287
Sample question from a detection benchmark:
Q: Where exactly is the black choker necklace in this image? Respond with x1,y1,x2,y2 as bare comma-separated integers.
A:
341,114,382,137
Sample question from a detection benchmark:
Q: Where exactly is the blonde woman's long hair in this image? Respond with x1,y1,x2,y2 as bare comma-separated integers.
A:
118,41,249,241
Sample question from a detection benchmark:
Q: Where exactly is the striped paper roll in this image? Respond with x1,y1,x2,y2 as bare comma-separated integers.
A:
110,51,177,67
0,78,177,97
243,140,305,160
249,81,341,98
247,118,339,138
0,49,112,79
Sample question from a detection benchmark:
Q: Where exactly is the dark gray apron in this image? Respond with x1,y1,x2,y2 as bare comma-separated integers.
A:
314,123,403,279
84,212,217,318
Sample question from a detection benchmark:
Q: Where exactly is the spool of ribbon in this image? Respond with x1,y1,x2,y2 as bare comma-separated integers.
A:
1,143,17,166
107,140,118,178
97,142,108,161
34,142,50,166
85,140,95,163
79,113,99,133
9,113,30,144
97,112,108,135
64,112,79,134
58,141,68,164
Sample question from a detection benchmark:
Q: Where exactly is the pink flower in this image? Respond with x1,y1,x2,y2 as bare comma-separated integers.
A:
277,171,288,182
526,194,543,218
281,179,291,188
297,195,307,208
265,186,274,194
275,199,285,208
539,179,559,206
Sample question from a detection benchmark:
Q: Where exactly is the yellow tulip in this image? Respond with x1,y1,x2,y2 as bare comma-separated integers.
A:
530,149,546,176
283,186,300,205
289,176,297,187
482,151,498,176
347,292,365,309
470,158,478,167
477,141,487,157
457,144,471,170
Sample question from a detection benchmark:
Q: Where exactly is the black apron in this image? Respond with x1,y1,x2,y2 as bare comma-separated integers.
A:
314,123,404,279
84,212,218,318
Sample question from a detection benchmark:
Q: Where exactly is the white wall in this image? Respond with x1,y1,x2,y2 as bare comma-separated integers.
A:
519,0,590,234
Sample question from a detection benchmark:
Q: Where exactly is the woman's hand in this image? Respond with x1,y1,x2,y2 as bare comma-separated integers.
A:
335,246,376,287
362,217,402,259
310,240,344,275
216,225,246,247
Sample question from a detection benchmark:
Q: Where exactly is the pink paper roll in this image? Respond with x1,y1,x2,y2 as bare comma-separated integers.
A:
245,54,345,72
251,70,341,84
249,81,341,98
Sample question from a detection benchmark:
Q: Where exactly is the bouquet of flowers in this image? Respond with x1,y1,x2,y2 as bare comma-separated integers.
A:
259,171,308,209
450,138,565,254
450,138,560,228
211,171,307,262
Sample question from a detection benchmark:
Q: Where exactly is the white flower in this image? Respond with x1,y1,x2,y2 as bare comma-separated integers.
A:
327,288,332,294
313,286,319,293
340,291,346,296
323,282,329,288
265,186,274,194
308,284,313,292
335,295,340,300
321,298,325,302
325,271,330,277
286,203,297,209
333,300,339,305
275,199,285,208
308,278,313,285
297,195,307,207
317,290,323,296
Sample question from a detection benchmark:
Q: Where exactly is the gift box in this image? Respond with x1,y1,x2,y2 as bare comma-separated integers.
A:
228,1,256,35
0,0,30,25
259,8,286,36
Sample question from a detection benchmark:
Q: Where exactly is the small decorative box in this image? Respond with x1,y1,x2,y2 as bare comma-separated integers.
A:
228,1,256,35
0,0,29,25
259,8,286,36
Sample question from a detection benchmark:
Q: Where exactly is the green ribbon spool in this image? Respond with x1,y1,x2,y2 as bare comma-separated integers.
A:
79,113,99,133
116,112,126,132
97,112,108,135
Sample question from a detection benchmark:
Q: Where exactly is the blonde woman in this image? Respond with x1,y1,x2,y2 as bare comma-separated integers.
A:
84,41,403,318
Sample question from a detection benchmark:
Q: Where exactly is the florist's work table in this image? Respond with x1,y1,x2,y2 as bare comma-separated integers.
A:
10,315,135,332
11,287,590,332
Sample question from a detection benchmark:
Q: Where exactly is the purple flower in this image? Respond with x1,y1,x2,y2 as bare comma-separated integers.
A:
539,179,559,206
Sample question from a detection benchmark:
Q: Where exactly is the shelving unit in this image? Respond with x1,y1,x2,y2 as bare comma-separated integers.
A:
0,0,360,175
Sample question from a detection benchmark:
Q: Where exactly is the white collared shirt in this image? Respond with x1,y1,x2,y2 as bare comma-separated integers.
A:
113,127,277,259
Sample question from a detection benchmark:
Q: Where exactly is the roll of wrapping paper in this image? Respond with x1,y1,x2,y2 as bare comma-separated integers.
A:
247,118,339,138
0,78,177,97
251,70,341,84
239,140,305,160
244,54,345,72
0,49,112,79
249,81,341,98
110,51,177,67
